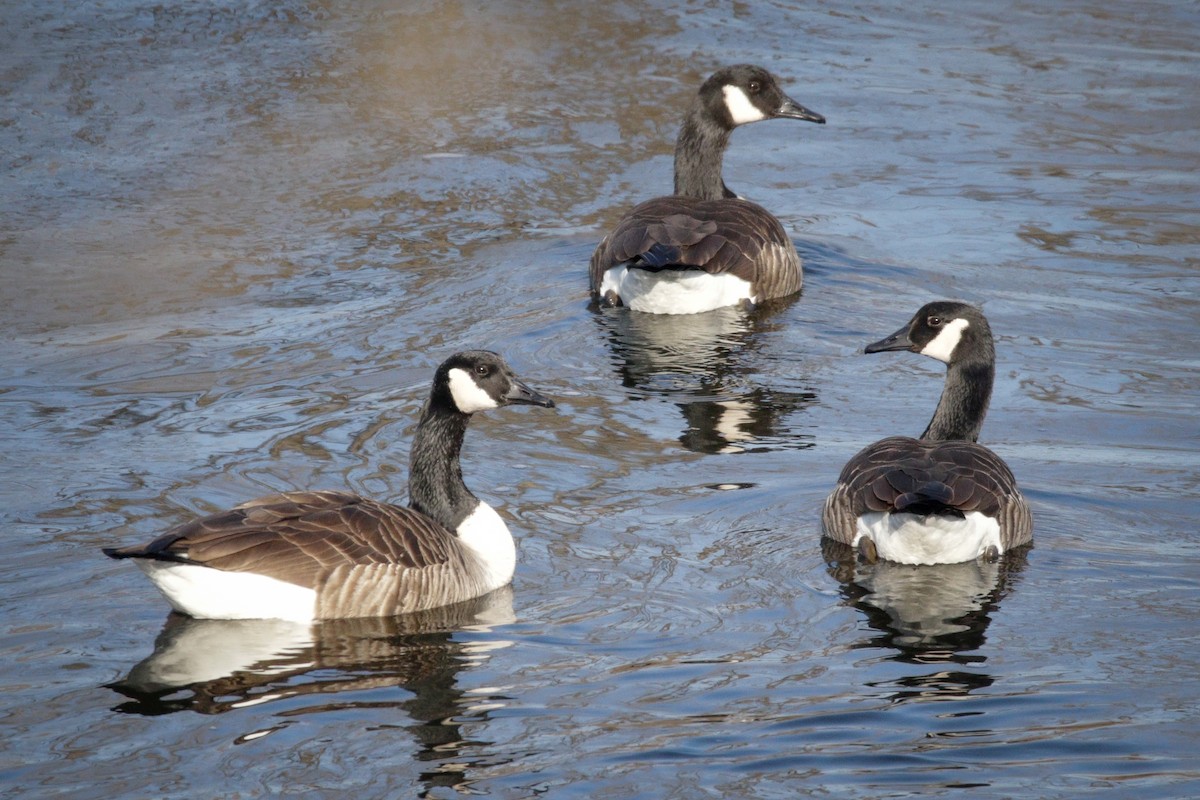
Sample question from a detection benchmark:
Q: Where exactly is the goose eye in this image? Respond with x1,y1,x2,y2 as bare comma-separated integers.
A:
475,364,490,377
747,80,762,94
927,316,942,327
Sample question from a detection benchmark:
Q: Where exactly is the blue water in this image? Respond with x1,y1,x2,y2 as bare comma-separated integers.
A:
2,1,1198,797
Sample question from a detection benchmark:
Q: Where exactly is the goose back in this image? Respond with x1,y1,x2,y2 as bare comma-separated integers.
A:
590,197,802,313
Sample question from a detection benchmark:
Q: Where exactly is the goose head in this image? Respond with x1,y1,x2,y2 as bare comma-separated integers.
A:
865,301,993,366
433,350,556,415
699,64,826,129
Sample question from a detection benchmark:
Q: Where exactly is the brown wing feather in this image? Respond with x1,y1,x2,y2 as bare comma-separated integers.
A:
109,490,458,590
590,196,802,301
822,436,1032,548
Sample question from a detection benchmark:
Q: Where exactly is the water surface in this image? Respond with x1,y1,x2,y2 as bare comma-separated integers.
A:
2,0,1198,797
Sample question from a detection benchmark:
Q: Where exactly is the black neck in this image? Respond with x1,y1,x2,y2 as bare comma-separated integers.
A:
673,106,735,200
920,359,994,442
407,404,477,531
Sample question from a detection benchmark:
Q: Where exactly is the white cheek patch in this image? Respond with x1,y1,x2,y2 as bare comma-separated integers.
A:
722,85,766,125
448,367,499,413
920,318,970,363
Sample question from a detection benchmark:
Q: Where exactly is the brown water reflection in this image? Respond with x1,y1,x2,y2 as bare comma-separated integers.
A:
595,303,820,453
109,588,513,712
824,539,1030,666
110,589,515,792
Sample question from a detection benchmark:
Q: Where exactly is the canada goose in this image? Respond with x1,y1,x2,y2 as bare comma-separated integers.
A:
590,64,825,315
103,351,555,621
822,301,1032,565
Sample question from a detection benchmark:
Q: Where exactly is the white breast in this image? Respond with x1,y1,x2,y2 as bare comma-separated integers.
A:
454,502,517,590
602,266,754,314
855,511,1002,565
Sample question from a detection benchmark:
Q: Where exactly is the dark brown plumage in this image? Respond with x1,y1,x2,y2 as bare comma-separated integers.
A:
589,198,802,304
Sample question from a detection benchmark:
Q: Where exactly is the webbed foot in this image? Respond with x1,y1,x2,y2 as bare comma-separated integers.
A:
601,291,623,308
858,536,879,564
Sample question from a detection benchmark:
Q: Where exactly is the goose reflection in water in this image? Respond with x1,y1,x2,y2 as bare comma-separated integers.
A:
823,540,1030,702
595,303,817,454
107,588,515,788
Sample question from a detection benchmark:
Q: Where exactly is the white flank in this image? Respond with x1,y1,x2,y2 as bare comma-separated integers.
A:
135,560,317,622
455,501,516,590
920,318,970,363
854,510,1002,565
448,367,499,413
722,85,766,125
605,266,753,314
